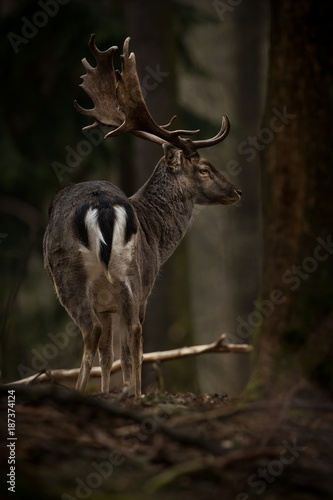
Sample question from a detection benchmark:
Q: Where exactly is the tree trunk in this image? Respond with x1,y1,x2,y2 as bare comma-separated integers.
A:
252,0,333,395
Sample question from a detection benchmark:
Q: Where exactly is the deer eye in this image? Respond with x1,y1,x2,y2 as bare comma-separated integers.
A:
199,168,209,175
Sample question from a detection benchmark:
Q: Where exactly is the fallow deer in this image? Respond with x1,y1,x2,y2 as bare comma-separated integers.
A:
43,36,242,397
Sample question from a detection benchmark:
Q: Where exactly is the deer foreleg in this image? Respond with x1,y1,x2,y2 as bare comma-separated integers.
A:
97,312,113,393
130,322,143,397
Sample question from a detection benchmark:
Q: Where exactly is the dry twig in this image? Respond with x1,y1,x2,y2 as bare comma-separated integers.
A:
6,333,252,387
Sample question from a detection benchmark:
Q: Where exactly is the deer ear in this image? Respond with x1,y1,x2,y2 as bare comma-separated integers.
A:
162,143,181,168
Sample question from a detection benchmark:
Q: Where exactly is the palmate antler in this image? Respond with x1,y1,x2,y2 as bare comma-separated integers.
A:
75,35,230,157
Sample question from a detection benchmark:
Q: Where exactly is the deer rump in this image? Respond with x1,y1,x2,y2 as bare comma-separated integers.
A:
47,181,138,288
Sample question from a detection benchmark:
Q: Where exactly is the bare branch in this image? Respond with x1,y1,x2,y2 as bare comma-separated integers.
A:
6,334,252,387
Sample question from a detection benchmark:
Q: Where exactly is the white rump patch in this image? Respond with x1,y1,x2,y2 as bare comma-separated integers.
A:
78,205,135,287
112,206,128,252
85,208,106,254
79,207,106,281
110,205,135,284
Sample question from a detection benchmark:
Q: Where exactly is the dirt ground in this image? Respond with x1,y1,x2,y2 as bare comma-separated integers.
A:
1,382,333,500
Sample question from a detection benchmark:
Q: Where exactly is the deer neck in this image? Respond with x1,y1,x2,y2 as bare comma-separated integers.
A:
130,161,194,264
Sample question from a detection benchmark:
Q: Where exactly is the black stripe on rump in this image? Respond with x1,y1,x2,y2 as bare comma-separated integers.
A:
73,204,90,249
73,192,137,269
98,204,115,268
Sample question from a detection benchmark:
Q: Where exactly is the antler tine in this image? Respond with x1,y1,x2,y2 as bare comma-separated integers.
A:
191,114,230,150
75,36,200,153
104,36,159,138
74,34,125,131
159,115,200,135
75,36,229,155
161,115,177,130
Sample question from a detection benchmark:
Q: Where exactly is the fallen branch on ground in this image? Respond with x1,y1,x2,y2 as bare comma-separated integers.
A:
6,333,252,386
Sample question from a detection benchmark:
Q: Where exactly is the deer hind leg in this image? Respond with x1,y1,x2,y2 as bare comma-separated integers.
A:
75,307,102,391
120,320,143,397
52,288,102,391
47,256,103,392
120,297,145,398
97,312,113,393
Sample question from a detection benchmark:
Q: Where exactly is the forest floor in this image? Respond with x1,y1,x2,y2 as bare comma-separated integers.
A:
0,383,333,500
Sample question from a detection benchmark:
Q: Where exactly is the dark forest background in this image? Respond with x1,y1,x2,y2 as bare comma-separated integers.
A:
1,0,333,400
